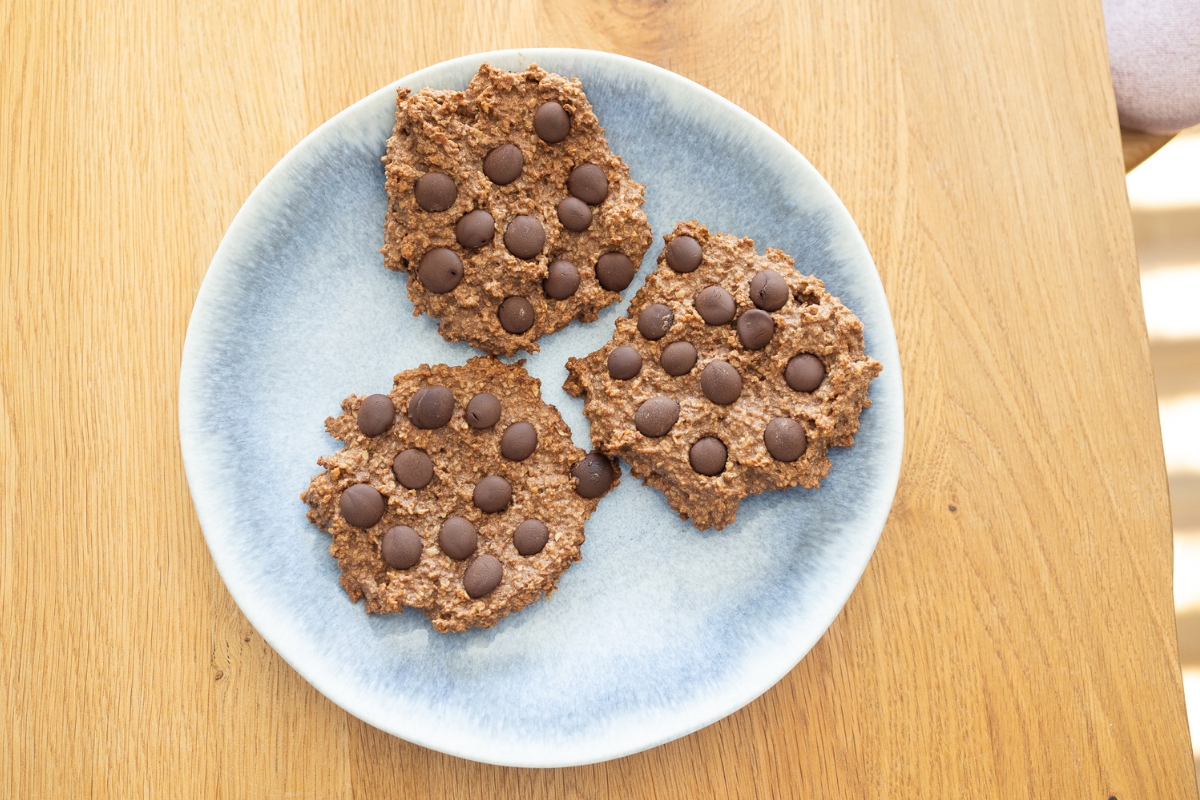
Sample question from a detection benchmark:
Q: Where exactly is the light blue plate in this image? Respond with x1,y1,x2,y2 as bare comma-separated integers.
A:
179,49,903,768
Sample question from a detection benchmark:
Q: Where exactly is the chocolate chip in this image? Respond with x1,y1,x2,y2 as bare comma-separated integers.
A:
660,341,697,376
764,417,807,462
568,163,608,204
596,252,635,291
556,197,592,232
357,394,395,437
695,285,736,325
637,304,674,340
513,519,549,556
607,346,643,379
414,172,456,212
392,449,434,489
339,484,385,528
455,209,494,249
473,475,512,513
466,392,501,429
701,360,742,405
417,248,463,294
408,386,454,429
543,259,580,300
750,269,789,311
572,452,615,498
689,437,727,476
463,554,503,598
634,396,680,437
500,422,538,461
737,309,775,350
665,235,702,273
785,354,826,392
438,516,478,560
534,101,570,143
483,143,523,185
382,525,423,570
498,296,535,334
503,215,545,260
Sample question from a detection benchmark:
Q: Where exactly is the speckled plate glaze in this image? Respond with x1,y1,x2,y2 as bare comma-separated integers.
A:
179,49,904,768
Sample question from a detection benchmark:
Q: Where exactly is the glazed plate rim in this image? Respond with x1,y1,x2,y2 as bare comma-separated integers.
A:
179,47,904,767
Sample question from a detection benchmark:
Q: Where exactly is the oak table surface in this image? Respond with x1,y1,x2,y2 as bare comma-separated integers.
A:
2,0,1193,797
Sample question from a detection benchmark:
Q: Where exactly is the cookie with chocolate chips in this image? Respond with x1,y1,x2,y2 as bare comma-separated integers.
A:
381,63,653,356
301,357,619,632
564,221,882,530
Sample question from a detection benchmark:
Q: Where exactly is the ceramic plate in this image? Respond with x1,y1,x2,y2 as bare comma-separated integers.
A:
179,49,903,768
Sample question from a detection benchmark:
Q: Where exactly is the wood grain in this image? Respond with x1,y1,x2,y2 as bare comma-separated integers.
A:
2,0,1194,796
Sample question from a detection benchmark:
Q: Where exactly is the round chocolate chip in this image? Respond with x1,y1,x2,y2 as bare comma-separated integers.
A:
637,304,674,340
737,309,775,350
339,484,385,528
500,421,538,461
534,101,570,143
473,475,512,513
695,285,736,325
438,516,478,560
483,143,523,185
392,449,434,490
543,259,580,300
750,269,790,311
455,209,494,249
381,525,423,570
701,360,743,405
572,452,615,498
414,172,456,212
596,252,636,291
568,163,608,204
463,554,503,598
556,196,592,232
785,354,826,392
607,346,643,380
504,215,545,260
417,248,463,294
660,341,697,376
498,296,535,334
665,235,702,273
689,437,727,476
357,394,395,437
513,519,549,556
408,386,454,429
634,396,680,438
466,392,501,429
764,417,808,462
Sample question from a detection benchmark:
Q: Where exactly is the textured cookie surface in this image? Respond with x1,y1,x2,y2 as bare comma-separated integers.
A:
382,63,652,356
302,357,618,632
565,221,882,530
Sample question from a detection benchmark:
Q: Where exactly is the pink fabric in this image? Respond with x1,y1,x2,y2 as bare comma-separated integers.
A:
1103,0,1200,134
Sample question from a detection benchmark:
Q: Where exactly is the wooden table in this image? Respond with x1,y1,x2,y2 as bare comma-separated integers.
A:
3,1,1193,797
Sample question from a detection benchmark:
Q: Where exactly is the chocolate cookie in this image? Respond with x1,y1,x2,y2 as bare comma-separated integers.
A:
301,357,619,632
564,221,882,530
381,63,653,356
